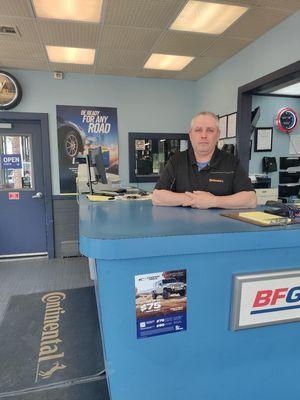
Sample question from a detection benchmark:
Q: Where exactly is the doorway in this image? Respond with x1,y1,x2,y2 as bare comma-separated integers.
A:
0,112,54,258
236,60,300,172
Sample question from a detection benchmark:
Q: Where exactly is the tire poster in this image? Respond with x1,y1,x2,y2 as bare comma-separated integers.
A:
135,269,187,339
56,105,119,193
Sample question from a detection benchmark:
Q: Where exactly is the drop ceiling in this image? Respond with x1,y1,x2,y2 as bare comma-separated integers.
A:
0,0,299,80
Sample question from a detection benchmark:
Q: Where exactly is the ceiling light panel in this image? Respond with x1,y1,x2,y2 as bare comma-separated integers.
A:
46,45,95,65
170,1,249,35
144,54,194,71
33,0,102,23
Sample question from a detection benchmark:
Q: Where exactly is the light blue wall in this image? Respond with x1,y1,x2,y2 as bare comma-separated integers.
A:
4,10,300,194
249,96,300,188
7,70,196,194
195,11,300,116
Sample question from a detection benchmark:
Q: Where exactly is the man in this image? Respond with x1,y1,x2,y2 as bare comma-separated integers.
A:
152,111,256,209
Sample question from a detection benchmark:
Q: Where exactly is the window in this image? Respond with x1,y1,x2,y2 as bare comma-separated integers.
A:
0,135,34,190
129,132,189,183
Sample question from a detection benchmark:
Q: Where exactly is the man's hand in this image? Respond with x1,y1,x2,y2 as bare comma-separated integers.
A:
152,189,257,209
184,191,217,209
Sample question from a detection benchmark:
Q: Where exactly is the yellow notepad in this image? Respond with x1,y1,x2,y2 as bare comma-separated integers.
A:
87,194,116,202
221,211,291,226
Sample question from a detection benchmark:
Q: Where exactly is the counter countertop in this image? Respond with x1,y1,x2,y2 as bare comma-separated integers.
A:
79,196,300,260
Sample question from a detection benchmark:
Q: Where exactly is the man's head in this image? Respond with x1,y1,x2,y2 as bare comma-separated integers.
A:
189,111,220,162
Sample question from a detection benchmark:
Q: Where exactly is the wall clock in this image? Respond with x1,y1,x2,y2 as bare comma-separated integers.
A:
0,70,22,110
275,107,298,134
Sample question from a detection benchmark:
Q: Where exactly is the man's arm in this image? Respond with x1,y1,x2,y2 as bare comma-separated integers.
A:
185,190,257,209
152,189,194,207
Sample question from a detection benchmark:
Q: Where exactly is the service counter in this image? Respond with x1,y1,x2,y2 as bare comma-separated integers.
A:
79,195,300,400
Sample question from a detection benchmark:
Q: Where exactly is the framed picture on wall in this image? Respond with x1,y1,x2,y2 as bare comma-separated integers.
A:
254,127,273,152
227,112,237,138
219,115,227,139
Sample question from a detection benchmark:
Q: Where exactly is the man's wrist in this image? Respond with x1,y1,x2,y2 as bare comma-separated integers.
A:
212,195,220,208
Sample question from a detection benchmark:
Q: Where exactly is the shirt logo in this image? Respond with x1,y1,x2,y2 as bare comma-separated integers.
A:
209,178,224,183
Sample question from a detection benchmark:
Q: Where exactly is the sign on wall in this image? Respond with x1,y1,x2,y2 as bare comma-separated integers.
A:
56,105,119,193
231,269,300,330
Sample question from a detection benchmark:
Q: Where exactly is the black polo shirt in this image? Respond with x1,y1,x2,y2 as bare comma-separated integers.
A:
155,147,254,195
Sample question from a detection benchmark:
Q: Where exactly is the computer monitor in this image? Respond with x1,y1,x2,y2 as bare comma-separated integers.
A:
88,147,108,185
251,106,261,134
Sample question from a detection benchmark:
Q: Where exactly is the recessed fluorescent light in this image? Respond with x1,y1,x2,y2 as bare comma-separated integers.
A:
271,83,300,96
170,1,248,35
46,46,95,65
33,0,102,23
144,54,194,71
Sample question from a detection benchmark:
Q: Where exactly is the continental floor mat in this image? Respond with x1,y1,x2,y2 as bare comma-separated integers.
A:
0,286,105,397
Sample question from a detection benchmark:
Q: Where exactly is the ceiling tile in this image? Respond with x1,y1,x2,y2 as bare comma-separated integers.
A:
257,0,300,11
37,20,99,48
0,40,46,60
100,26,162,51
49,63,95,74
136,69,179,79
152,30,217,57
95,65,178,79
201,37,252,58
202,0,259,4
95,65,139,76
105,0,185,29
0,16,38,42
224,6,292,39
0,0,34,18
0,58,48,71
175,56,226,80
98,49,148,68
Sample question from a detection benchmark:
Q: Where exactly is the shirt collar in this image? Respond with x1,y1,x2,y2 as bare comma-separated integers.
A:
189,147,220,170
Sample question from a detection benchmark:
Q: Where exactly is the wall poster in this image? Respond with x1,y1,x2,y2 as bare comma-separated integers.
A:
135,269,187,339
56,105,119,193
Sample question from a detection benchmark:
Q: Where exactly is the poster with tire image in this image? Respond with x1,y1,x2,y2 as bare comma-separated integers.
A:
56,105,118,193
135,269,187,339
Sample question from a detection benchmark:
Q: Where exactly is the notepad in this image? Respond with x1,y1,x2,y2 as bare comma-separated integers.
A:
221,211,291,226
87,194,116,202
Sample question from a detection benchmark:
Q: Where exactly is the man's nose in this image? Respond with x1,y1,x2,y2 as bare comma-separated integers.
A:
200,130,207,138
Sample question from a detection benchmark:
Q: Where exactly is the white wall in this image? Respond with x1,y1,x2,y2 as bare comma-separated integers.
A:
7,70,196,194
195,11,300,116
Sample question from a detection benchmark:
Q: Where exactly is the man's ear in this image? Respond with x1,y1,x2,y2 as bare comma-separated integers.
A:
188,129,192,141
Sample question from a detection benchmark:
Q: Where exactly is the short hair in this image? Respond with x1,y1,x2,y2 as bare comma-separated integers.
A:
190,111,219,129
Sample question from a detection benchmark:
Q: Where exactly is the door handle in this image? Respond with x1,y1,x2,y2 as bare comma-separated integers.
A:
32,192,43,199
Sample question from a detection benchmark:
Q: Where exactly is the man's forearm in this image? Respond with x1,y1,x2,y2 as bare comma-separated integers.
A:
214,191,257,209
152,189,191,206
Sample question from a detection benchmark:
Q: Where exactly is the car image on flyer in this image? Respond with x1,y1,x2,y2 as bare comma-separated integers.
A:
135,269,187,339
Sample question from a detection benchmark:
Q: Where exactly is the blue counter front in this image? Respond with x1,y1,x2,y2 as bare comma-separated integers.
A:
79,196,300,400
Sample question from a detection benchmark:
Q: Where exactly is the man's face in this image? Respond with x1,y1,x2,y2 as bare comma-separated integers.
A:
189,114,220,158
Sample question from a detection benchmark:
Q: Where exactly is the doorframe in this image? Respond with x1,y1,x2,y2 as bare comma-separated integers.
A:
0,112,54,258
236,60,300,172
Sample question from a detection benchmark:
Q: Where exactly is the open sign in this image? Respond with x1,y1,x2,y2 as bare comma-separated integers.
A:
1,154,22,169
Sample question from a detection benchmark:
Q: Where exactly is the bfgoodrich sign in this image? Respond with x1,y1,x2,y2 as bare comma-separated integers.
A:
231,269,300,330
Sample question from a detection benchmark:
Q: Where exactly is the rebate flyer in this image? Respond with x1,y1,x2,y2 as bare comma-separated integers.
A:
135,269,187,339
